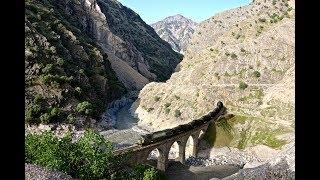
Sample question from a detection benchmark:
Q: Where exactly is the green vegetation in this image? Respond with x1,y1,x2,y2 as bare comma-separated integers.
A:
231,53,238,59
147,107,154,112
174,109,182,117
164,102,171,108
25,0,131,125
258,18,266,22
252,70,261,78
127,164,169,180
165,108,171,114
239,81,248,90
174,95,180,100
25,130,116,179
154,96,161,102
26,129,167,179
76,101,93,115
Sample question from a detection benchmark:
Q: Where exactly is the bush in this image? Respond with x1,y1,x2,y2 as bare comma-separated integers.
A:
147,107,154,112
164,103,171,108
40,113,51,124
239,81,248,90
38,107,61,124
154,96,160,102
258,18,266,22
42,64,54,74
165,108,170,114
174,110,182,117
56,58,65,66
253,71,261,78
67,114,76,124
76,101,92,115
240,48,246,52
25,129,117,179
130,164,168,180
25,103,42,123
231,53,237,59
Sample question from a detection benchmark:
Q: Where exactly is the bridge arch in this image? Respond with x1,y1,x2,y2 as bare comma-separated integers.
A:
168,141,179,160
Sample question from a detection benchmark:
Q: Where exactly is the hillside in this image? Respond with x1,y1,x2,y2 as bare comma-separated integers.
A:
132,0,295,150
151,14,197,54
25,0,182,128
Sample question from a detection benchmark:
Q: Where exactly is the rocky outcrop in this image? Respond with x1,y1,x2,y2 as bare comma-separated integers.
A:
151,14,197,54
222,142,295,180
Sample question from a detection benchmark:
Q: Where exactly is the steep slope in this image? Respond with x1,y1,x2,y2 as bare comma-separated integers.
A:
95,0,183,83
151,14,197,54
25,0,182,128
132,0,295,150
25,0,126,127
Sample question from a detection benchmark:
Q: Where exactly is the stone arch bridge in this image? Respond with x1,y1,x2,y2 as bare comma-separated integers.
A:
114,101,227,171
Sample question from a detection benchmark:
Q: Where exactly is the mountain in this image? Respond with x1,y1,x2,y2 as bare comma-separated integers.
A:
133,0,295,151
25,0,182,128
151,14,197,54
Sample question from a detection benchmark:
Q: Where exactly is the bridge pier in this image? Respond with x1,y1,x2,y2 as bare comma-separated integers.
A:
177,137,189,164
157,144,171,171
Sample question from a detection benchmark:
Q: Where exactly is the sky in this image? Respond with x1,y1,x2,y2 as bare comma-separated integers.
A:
117,0,252,24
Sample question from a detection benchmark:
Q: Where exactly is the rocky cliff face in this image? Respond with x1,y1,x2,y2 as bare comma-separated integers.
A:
133,0,295,151
151,14,197,54
25,0,182,128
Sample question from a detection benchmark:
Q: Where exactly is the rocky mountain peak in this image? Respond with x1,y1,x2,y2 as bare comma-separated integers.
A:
151,14,197,54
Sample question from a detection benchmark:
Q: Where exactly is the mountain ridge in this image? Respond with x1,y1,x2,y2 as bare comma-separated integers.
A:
151,14,197,54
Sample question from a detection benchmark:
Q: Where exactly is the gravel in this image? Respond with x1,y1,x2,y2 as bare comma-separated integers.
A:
25,164,74,180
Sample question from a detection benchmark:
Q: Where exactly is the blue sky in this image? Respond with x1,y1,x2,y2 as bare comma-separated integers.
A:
117,0,251,24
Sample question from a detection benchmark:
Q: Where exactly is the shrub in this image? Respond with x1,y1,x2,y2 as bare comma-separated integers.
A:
239,81,248,90
130,164,168,180
240,48,246,52
25,103,42,123
76,101,92,115
174,95,180,100
33,94,43,104
165,108,170,114
253,71,261,78
40,113,51,124
147,107,154,112
56,58,65,66
25,129,117,179
174,110,182,117
258,18,266,22
164,103,171,108
154,96,160,102
231,53,237,59
42,64,54,74
67,114,76,124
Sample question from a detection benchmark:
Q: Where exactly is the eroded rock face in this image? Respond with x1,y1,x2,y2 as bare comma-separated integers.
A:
151,14,197,54
133,0,295,150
